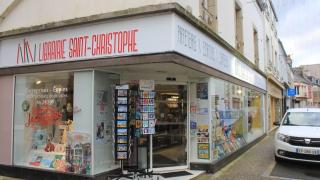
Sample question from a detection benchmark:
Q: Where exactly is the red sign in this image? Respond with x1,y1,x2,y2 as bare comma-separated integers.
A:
16,29,139,65
25,105,62,128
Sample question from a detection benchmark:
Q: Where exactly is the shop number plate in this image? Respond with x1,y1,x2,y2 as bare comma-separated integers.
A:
296,148,320,155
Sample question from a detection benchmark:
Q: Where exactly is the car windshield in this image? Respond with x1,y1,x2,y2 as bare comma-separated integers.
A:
282,112,320,127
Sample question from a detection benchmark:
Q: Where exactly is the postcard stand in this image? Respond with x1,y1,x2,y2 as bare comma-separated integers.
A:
126,88,159,179
106,84,159,180
133,88,159,179
106,85,134,180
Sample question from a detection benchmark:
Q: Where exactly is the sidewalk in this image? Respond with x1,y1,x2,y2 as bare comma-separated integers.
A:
194,131,279,180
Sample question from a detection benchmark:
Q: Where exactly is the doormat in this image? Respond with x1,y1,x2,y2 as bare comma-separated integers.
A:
160,171,192,178
153,154,178,168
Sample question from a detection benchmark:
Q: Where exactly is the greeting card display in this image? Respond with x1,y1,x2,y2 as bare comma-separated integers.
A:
139,90,156,135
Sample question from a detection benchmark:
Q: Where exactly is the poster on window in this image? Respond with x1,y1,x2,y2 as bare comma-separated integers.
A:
196,83,208,99
95,90,109,144
198,143,210,159
96,90,108,121
95,122,107,144
197,124,209,143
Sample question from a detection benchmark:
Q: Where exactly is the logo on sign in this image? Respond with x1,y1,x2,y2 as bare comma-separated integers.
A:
16,39,36,64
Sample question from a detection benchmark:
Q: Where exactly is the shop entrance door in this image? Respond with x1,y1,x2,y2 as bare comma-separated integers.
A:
152,84,187,168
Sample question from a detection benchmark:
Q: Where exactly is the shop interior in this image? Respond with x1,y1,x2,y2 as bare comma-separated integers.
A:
101,63,208,169
152,84,187,167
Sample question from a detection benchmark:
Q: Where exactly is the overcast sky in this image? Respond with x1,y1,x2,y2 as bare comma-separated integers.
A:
272,0,320,67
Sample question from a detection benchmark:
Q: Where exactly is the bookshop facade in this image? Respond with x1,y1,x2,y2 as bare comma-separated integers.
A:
0,11,267,178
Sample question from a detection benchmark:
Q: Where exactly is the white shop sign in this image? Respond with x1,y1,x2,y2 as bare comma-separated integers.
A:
0,14,173,67
0,13,266,90
173,14,266,90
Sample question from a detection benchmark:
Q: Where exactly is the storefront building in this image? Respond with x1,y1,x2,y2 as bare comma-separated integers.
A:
0,6,267,179
267,77,284,131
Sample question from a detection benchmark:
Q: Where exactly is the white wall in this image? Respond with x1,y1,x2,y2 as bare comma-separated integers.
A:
215,0,265,71
263,1,279,76
0,0,199,32
0,0,271,73
73,71,94,174
73,71,93,134
93,71,120,174
240,0,265,70
13,75,30,166
217,0,236,47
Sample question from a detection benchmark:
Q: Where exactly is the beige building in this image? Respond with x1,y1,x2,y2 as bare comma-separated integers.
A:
301,64,320,79
297,64,320,107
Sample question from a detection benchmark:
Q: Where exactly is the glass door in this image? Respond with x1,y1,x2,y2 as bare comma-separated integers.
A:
152,84,187,168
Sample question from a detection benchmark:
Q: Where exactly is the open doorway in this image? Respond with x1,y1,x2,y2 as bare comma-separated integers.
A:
152,84,187,168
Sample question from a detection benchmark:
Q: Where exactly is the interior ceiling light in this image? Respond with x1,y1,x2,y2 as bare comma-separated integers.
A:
167,98,177,101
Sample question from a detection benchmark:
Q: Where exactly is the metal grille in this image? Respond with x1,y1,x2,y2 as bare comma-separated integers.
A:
288,136,320,147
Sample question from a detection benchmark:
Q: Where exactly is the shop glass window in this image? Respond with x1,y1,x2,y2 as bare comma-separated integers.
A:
246,89,264,142
275,99,282,122
189,80,211,162
13,71,92,175
212,79,247,161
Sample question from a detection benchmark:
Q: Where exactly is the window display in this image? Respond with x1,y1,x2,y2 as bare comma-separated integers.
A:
211,80,247,161
189,81,210,162
246,89,264,142
14,72,91,175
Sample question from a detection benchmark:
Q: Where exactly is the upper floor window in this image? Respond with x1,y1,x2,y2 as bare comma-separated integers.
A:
200,0,218,32
235,1,243,53
274,51,278,71
295,86,300,95
266,36,271,69
253,28,259,67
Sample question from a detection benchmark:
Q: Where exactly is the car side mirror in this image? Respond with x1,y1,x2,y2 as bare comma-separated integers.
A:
273,122,280,126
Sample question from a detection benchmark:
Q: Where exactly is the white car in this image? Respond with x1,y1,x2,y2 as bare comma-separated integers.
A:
274,108,320,163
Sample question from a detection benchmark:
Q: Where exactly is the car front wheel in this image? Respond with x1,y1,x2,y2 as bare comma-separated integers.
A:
275,155,283,163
